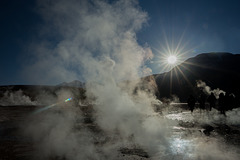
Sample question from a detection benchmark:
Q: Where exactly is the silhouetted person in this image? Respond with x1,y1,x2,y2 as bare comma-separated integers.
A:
224,92,230,111
228,93,235,110
234,93,240,108
207,93,216,111
235,93,239,108
187,95,196,113
198,93,206,113
218,93,226,115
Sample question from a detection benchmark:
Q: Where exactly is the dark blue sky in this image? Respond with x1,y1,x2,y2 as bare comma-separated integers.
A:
138,0,240,53
1,0,240,85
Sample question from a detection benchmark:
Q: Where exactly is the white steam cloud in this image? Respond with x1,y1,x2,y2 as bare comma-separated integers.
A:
0,90,37,106
24,0,153,85
21,0,240,159
23,0,169,159
196,80,225,98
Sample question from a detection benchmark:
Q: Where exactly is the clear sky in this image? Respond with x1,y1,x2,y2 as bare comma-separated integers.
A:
1,0,240,85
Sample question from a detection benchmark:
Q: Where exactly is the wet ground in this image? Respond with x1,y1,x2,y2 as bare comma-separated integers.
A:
0,106,36,160
163,106,240,160
0,104,240,159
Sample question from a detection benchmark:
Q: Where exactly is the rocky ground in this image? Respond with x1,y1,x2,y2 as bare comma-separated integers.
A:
0,104,240,160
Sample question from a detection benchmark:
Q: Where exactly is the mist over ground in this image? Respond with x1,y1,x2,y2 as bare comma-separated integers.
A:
21,0,170,158
1,0,240,159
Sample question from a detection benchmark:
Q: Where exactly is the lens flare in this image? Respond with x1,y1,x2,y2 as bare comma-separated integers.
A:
33,97,72,114
65,98,72,102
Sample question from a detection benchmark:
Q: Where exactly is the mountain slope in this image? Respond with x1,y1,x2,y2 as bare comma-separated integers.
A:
57,80,85,88
153,52,240,101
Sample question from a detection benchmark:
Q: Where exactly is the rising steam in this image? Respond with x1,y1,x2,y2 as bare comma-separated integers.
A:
23,0,169,159
22,0,240,159
196,80,225,98
0,90,37,106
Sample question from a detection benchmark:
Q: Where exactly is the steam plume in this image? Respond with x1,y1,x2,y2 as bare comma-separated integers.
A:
23,0,169,159
0,90,37,106
196,80,225,98
22,1,240,159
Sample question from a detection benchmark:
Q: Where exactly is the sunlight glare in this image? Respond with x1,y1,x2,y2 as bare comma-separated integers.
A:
167,56,177,64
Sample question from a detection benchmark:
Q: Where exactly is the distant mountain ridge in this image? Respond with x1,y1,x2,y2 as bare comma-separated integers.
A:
57,80,85,88
153,52,240,101
1,52,240,103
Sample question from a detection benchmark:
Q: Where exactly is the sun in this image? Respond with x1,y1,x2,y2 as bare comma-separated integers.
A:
167,56,177,64
152,33,197,73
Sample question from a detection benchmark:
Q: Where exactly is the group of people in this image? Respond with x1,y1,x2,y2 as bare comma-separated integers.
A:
187,92,238,115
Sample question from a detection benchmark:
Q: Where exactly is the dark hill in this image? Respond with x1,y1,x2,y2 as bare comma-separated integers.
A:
153,52,240,101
